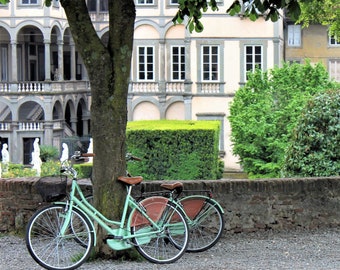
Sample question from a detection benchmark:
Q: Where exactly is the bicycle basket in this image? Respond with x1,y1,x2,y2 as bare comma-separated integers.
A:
35,175,67,202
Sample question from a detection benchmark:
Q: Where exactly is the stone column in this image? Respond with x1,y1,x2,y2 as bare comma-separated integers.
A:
159,39,166,93
57,41,64,81
44,40,51,81
70,40,76,80
10,40,17,81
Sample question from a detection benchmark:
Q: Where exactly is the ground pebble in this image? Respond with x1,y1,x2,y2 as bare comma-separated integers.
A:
1,227,340,270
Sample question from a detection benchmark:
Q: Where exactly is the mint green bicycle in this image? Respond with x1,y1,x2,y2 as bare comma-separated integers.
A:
25,152,189,270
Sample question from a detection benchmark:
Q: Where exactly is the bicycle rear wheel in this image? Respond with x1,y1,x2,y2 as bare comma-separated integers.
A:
130,196,189,264
26,204,94,270
180,196,224,252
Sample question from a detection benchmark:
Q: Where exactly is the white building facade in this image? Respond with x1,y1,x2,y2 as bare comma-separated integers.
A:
0,0,284,171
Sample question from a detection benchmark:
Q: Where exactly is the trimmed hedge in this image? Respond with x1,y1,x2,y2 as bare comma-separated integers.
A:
126,120,222,180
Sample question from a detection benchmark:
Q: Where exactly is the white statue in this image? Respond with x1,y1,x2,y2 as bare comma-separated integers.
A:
1,143,9,172
87,138,93,163
60,143,69,163
31,138,42,176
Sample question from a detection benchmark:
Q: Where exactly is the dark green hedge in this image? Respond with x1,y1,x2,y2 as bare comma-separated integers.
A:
73,163,93,179
126,120,222,180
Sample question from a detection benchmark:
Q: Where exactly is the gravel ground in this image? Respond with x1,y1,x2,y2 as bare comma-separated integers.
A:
1,227,340,270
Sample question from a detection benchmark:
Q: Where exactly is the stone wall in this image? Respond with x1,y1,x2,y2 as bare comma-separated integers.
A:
1,176,340,233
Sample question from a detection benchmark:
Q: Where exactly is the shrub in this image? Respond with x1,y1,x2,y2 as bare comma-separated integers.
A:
282,89,340,177
73,163,93,179
40,145,59,162
2,161,60,178
229,61,337,178
126,120,222,180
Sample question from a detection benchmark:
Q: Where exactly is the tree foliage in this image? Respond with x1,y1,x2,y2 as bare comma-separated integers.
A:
229,61,336,178
297,0,340,38
282,90,340,177
173,0,340,36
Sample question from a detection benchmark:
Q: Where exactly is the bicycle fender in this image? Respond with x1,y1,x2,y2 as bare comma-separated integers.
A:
128,196,169,227
53,201,97,246
179,195,224,214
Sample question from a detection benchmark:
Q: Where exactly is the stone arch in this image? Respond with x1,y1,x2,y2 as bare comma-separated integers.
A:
165,101,185,120
63,28,73,80
99,27,109,46
50,25,63,80
15,20,46,39
52,100,63,120
0,100,12,121
76,97,88,136
134,21,160,39
18,101,44,121
64,98,76,134
164,23,186,39
133,101,160,120
16,25,45,81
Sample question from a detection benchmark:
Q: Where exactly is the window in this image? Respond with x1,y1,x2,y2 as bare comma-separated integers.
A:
100,0,108,11
170,0,178,4
287,25,301,47
52,0,60,8
329,60,340,82
87,0,96,11
22,0,38,4
171,46,185,81
87,0,108,12
138,46,154,81
329,35,340,46
202,45,219,81
136,0,154,4
245,45,262,79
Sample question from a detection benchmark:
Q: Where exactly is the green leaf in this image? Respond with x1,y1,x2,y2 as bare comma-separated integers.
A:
195,21,204,32
189,21,195,33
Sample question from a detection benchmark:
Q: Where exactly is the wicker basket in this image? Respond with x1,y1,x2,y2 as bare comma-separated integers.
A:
35,175,67,202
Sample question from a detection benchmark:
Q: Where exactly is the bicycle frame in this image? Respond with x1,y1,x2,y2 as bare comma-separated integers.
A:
57,177,171,251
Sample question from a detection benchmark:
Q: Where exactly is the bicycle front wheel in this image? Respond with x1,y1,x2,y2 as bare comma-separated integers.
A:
180,196,224,252
130,196,189,264
26,204,94,270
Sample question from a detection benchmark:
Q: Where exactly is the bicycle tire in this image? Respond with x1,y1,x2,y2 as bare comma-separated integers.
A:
180,196,224,252
26,204,94,270
130,196,189,264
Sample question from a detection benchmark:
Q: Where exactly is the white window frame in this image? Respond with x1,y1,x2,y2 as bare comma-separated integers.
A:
169,0,178,4
329,59,340,82
329,35,340,46
137,46,155,81
244,45,263,80
287,25,301,47
171,46,185,81
21,0,39,4
136,0,154,5
201,45,219,81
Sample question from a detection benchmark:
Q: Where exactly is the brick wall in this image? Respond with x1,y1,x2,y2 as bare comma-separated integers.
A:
1,176,340,233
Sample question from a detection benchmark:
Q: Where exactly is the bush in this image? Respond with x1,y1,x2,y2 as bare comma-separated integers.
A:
282,89,340,177
40,145,59,162
2,161,61,178
229,61,337,178
73,163,93,179
126,120,222,180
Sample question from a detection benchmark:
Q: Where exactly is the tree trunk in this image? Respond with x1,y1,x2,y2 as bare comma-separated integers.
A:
60,0,136,257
